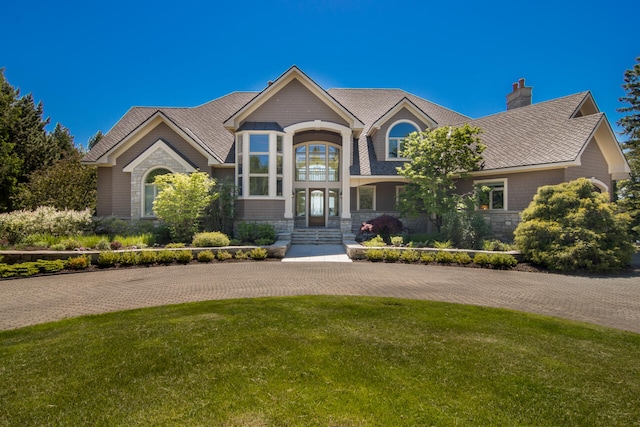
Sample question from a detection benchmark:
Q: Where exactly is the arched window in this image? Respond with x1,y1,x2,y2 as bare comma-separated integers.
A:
144,168,171,217
387,121,419,160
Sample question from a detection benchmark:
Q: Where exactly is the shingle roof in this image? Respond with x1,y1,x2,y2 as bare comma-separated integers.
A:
83,84,601,177
461,92,601,171
327,89,470,175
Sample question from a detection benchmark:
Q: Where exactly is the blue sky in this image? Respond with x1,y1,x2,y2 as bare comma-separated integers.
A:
2,0,638,148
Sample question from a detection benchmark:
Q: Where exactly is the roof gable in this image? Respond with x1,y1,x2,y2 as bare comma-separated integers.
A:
368,97,437,135
223,66,364,131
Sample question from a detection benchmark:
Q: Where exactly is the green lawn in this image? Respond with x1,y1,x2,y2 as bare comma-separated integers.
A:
1,296,639,426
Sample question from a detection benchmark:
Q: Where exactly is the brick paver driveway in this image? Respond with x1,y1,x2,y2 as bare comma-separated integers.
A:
1,263,639,333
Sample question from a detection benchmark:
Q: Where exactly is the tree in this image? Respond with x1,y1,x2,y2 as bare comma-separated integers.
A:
0,69,79,211
397,124,486,232
617,56,640,239
88,130,103,150
514,178,634,272
153,171,216,243
12,151,97,211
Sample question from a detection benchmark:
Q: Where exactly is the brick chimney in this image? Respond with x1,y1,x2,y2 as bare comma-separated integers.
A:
506,78,532,110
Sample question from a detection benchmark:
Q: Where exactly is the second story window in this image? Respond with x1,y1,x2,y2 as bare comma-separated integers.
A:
387,121,419,160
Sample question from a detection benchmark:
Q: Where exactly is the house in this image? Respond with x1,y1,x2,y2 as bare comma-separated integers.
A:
82,67,630,240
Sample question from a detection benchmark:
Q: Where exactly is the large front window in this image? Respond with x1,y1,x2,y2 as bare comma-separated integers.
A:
387,121,419,160
476,180,506,210
295,143,340,182
236,132,284,197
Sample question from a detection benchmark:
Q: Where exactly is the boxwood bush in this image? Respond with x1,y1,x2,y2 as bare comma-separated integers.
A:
192,232,230,247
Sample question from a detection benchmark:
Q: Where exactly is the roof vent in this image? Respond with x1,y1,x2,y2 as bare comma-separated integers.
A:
506,78,532,110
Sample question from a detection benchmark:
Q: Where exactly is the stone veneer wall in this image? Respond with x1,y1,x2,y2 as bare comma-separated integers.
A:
479,211,521,241
130,149,192,219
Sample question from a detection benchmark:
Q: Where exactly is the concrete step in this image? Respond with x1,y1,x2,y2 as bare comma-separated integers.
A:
291,229,344,245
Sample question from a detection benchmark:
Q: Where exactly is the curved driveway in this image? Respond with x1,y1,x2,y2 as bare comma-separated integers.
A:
1,262,639,333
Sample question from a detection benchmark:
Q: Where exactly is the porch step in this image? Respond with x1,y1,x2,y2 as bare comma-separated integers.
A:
291,228,344,245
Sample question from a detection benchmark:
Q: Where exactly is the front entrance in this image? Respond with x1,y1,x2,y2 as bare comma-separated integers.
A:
309,189,325,227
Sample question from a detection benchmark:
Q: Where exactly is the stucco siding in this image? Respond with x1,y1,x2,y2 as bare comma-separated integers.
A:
244,79,349,128
235,199,285,220
565,137,612,192
372,109,428,161
96,167,113,217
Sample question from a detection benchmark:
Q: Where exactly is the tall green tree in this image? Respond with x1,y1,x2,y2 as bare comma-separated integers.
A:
397,124,486,232
0,69,80,211
13,151,97,211
617,56,640,238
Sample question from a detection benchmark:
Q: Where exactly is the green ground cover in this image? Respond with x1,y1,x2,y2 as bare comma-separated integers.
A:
1,296,638,426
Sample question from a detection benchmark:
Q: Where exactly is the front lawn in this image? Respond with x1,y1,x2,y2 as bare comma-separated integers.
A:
1,296,638,425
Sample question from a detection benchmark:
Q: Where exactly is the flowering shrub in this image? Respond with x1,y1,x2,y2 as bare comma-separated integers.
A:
0,207,92,244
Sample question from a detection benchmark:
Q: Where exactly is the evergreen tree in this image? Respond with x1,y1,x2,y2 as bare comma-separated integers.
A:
0,69,23,211
88,130,103,150
617,56,640,238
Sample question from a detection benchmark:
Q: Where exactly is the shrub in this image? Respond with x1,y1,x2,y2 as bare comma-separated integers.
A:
175,250,193,264
138,251,158,266
0,263,39,278
362,235,386,247
383,249,401,262
36,259,66,274
216,250,233,261
514,178,635,272
435,251,455,264
255,238,274,246
236,223,276,244
197,250,215,263
92,215,132,237
0,207,92,244
228,239,242,246
50,243,66,251
441,209,491,249
420,252,435,263
453,252,473,264
94,239,111,251
234,250,249,260
97,251,120,268
433,240,453,249
66,255,90,270
390,236,404,247
359,215,403,243
364,248,384,262
248,247,268,260
165,242,186,248
482,239,515,251
400,249,420,263
110,241,122,250
119,251,140,267
61,239,82,250
489,253,518,269
473,253,491,266
192,231,230,247
156,250,176,264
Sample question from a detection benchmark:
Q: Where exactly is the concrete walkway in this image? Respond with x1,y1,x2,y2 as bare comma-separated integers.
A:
1,259,639,333
282,244,351,262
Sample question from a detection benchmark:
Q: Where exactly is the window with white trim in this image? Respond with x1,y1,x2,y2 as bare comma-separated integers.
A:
236,132,284,198
358,186,376,210
386,121,419,160
144,168,172,217
476,180,506,210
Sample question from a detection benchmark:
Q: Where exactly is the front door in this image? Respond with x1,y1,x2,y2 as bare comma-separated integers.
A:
309,189,325,227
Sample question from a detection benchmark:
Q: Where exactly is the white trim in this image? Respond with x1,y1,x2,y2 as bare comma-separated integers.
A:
369,97,437,135
357,185,376,211
474,178,508,211
223,66,364,131
95,112,220,166
589,177,609,193
385,119,420,161
122,139,196,173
